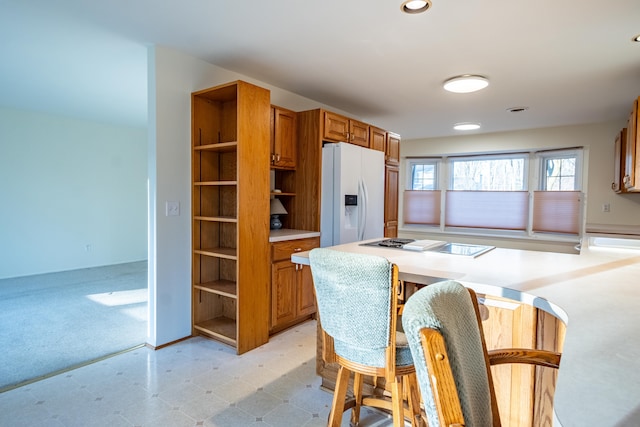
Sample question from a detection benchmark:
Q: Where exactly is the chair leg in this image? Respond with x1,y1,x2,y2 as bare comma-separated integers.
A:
329,365,350,427
406,373,423,427
350,372,364,426
390,376,404,427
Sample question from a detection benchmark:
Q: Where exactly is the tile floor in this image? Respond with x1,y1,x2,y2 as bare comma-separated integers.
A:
0,320,400,427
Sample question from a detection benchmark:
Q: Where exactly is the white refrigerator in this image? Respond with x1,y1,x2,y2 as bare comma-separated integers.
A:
320,142,385,247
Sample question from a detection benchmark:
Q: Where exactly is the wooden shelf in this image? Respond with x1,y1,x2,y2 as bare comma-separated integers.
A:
194,181,238,186
194,247,237,260
193,317,237,345
270,192,295,197
194,280,237,298
194,141,238,152
194,216,238,223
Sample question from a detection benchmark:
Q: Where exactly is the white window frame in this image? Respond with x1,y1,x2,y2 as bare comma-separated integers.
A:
536,148,583,191
406,158,440,190
448,152,529,191
402,148,585,241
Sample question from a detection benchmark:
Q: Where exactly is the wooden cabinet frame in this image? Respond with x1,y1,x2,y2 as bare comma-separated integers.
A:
191,81,271,354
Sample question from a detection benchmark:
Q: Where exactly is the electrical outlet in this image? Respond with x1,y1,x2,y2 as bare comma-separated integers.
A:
602,203,610,213
166,201,180,216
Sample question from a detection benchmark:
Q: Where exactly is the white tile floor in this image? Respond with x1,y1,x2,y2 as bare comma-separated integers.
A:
0,320,398,427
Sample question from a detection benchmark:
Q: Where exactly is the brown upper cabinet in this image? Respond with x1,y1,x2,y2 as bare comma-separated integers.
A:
323,111,369,148
270,106,297,169
612,127,627,193
370,126,386,153
386,132,401,166
623,96,640,192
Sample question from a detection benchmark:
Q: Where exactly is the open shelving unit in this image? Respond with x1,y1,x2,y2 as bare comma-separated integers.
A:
191,80,271,354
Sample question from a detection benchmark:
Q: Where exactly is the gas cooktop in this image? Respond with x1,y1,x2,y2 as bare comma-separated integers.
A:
360,239,495,257
360,238,416,249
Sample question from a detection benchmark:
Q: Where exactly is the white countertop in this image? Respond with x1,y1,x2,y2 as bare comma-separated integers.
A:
269,229,321,243
292,240,640,427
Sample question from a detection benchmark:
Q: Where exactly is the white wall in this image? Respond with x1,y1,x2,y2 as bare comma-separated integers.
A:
147,45,348,347
400,121,640,249
0,108,147,279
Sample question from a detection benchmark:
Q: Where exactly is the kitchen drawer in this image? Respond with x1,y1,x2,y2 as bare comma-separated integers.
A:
271,237,319,262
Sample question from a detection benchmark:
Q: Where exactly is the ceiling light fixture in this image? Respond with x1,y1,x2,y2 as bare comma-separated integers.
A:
453,122,481,131
443,75,489,93
400,0,432,14
633,34,640,42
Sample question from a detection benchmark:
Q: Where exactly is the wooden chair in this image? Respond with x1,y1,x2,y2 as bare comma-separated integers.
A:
308,248,422,427
401,280,561,427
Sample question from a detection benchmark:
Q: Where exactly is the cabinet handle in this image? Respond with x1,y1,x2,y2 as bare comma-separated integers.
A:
612,182,616,190
276,153,281,162
293,247,302,252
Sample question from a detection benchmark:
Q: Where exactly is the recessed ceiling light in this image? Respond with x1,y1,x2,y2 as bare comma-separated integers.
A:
453,122,481,131
400,0,432,14
443,75,489,93
633,34,640,42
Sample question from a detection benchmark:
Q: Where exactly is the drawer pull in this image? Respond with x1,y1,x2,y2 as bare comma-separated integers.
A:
293,247,302,252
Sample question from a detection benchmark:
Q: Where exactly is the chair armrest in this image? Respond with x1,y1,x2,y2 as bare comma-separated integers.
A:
488,348,561,369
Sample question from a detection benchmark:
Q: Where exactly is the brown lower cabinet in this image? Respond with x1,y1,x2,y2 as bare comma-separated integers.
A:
270,237,320,334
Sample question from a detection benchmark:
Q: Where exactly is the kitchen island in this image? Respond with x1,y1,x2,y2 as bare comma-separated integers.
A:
292,239,640,427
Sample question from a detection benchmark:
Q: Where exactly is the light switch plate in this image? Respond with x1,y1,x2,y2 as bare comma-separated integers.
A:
166,201,180,216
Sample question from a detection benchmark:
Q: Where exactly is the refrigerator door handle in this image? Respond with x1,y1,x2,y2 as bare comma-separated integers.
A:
360,178,369,241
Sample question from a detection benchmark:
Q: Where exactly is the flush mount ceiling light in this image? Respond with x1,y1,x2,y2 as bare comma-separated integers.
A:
401,0,432,14
453,122,481,131
633,34,640,42
443,75,489,93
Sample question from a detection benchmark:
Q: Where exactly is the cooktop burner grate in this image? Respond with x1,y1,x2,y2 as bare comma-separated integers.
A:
361,238,415,248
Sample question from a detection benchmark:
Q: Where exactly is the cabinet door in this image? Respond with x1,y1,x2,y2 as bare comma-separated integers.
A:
612,128,627,193
386,133,400,165
349,119,370,148
323,111,350,142
624,97,640,192
384,164,399,237
272,107,297,169
297,264,316,317
271,260,297,328
370,126,386,153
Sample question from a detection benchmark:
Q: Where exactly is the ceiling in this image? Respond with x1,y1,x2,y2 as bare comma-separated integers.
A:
1,0,639,139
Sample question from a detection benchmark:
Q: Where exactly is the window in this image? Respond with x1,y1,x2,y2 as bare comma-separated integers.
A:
538,150,581,191
450,154,526,190
533,149,583,234
407,158,438,190
447,154,528,230
403,149,584,237
404,159,440,225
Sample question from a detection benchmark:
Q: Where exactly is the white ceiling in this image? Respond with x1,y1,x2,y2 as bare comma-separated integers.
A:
1,0,639,139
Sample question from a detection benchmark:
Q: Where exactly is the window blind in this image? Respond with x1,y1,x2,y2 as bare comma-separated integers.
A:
403,191,441,225
445,191,529,230
532,191,581,234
